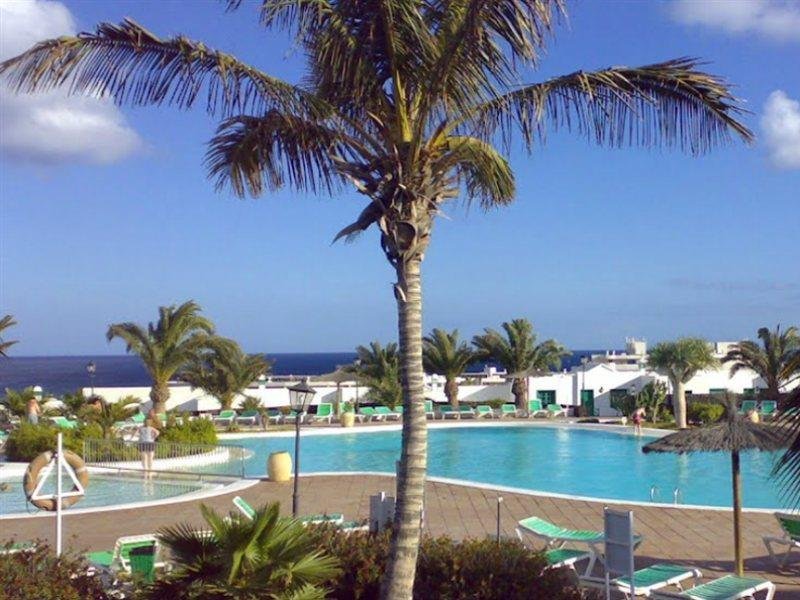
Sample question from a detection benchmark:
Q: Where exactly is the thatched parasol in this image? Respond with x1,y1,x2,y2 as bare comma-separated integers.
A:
642,398,790,576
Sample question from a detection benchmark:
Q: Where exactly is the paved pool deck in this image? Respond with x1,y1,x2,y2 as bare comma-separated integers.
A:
1,474,797,598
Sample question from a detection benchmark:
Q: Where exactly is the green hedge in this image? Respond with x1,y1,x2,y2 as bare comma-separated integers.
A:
687,402,725,424
308,526,583,600
158,418,217,446
4,423,103,462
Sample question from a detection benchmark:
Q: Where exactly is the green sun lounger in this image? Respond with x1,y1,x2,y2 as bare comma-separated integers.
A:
49,416,78,429
500,403,519,418
266,408,283,424
650,575,775,600
763,511,800,567
438,405,458,419
85,534,165,581
358,407,379,422
424,400,435,419
581,563,701,597
738,400,757,415
544,547,596,576
213,409,237,426
517,516,643,558
459,405,475,418
309,402,334,424
759,401,777,419
233,495,257,520
546,404,567,418
475,405,495,418
236,409,260,426
527,399,548,418
374,405,401,420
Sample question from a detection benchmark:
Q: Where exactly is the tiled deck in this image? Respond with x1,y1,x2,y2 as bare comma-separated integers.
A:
2,474,798,597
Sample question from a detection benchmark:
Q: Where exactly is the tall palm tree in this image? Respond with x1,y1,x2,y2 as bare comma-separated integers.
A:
648,338,719,429
182,337,271,410
423,329,474,408
106,301,214,414
723,325,800,400
473,319,567,410
0,315,18,357
0,3,752,595
148,502,339,599
349,342,402,409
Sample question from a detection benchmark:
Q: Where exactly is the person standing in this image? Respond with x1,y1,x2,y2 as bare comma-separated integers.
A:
632,406,646,436
138,418,160,478
26,395,41,425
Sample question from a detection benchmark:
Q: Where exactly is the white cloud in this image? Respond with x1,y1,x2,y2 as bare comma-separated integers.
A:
0,0,143,165
669,0,800,42
761,90,800,169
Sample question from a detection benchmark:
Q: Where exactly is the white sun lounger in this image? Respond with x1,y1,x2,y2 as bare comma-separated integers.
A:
650,575,775,600
763,512,800,567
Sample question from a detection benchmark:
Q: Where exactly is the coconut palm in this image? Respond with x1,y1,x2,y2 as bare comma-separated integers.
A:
146,502,339,599
473,319,567,410
648,338,718,429
106,301,214,414
181,337,271,410
423,329,474,408
0,2,753,594
0,315,18,357
349,342,402,409
723,325,800,400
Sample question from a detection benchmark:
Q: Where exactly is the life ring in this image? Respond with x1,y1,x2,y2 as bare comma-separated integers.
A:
23,450,89,511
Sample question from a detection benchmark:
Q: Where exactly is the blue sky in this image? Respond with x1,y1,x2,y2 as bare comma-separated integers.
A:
0,0,798,356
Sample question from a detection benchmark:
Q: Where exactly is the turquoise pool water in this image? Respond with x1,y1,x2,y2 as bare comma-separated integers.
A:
0,473,210,516
235,425,787,509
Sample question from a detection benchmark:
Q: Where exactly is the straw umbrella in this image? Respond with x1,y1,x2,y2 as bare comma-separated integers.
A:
311,366,357,412
642,398,789,575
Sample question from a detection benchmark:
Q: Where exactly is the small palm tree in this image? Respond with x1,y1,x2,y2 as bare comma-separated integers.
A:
723,325,800,400
107,301,214,414
0,315,18,357
472,319,567,410
61,389,87,417
349,342,402,409
422,329,474,408
1,387,35,418
182,337,271,410
147,502,339,600
648,338,718,429
80,398,137,439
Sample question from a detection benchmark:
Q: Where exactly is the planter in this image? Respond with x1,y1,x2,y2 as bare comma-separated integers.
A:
340,412,355,428
267,451,292,482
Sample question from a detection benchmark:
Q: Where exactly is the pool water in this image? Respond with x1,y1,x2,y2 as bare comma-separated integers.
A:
235,425,787,509
0,473,210,516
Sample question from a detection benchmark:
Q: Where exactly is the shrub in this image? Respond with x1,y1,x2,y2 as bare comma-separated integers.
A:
309,527,584,600
4,422,101,461
484,398,507,409
0,542,110,600
158,418,217,446
687,402,725,424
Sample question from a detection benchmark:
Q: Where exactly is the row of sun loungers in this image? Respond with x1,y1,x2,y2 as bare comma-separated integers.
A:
738,400,778,419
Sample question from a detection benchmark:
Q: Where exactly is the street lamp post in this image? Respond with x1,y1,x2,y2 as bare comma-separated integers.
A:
287,379,316,517
86,362,96,397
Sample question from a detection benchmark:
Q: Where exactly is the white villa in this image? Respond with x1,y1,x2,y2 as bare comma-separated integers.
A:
83,338,798,418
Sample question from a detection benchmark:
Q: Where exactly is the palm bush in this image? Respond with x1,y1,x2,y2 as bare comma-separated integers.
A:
723,325,800,400
79,398,137,439
181,337,271,410
422,329,474,408
648,338,718,429
1,387,35,417
106,301,215,414
145,502,339,600
473,319,567,410
0,2,752,593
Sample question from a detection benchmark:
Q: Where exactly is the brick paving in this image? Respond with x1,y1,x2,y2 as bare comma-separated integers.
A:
2,474,798,598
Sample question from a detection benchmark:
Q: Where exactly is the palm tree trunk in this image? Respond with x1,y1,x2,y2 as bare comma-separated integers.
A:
445,378,459,409
731,450,743,576
512,377,528,411
381,256,427,600
673,379,687,429
150,381,169,415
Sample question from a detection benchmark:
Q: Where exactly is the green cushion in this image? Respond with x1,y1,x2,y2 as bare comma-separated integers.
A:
778,513,800,541
544,548,590,566
676,576,770,600
518,517,604,542
501,404,517,413
615,563,694,590
86,550,114,567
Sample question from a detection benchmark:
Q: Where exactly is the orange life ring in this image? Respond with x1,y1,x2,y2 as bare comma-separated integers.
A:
23,450,89,511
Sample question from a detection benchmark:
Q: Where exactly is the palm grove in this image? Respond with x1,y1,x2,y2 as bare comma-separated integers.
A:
1,1,754,597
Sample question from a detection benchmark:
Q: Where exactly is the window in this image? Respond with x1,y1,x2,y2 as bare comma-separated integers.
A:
536,390,556,405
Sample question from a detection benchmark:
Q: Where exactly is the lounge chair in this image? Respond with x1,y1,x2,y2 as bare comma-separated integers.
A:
759,401,778,420
235,409,260,426
213,410,237,426
516,516,643,558
738,400,757,415
309,402,334,424
544,547,596,576
763,511,800,567
438,406,460,420
266,408,283,424
527,399,548,418
49,416,78,429
374,406,401,421
0,541,36,555
85,534,165,580
650,575,775,600
546,404,567,418
233,495,257,520
459,405,475,418
474,405,495,419
581,564,701,598
282,409,301,423
358,407,380,422
424,400,435,419
500,403,519,418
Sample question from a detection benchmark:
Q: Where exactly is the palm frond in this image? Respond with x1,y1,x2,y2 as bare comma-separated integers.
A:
0,314,19,357
0,18,316,119
438,136,515,208
469,58,753,153
772,388,800,508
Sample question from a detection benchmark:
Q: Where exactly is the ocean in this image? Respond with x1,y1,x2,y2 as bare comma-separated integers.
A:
0,351,603,396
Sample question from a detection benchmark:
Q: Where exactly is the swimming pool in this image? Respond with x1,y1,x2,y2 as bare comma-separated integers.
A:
232,424,787,509
0,472,215,516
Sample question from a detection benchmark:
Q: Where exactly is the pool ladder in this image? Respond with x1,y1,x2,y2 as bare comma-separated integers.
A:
649,485,682,505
